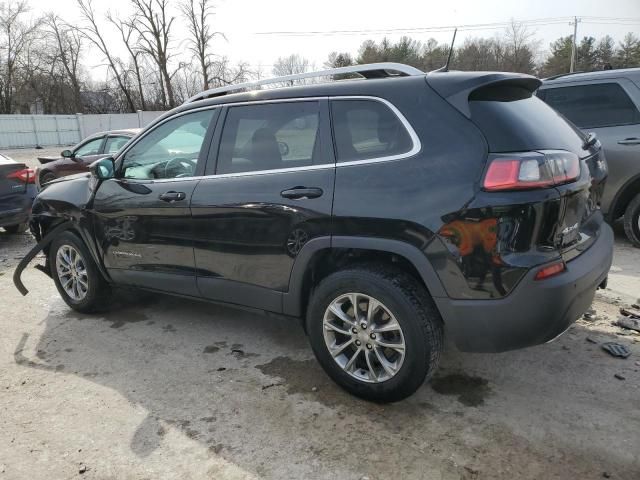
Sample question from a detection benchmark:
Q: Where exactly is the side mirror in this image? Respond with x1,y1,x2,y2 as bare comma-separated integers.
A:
61,149,74,158
90,157,115,180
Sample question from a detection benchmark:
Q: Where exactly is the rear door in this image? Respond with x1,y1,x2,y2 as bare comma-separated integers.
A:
103,135,133,157
538,79,640,217
92,109,218,296
191,99,335,312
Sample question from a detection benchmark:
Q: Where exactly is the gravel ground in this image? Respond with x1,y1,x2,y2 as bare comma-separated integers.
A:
0,176,639,479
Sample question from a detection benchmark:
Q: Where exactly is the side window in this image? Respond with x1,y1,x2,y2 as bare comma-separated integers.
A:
74,137,104,156
331,99,413,162
217,101,321,175
104,136,130,155
542,83,640,128
121,110,214,180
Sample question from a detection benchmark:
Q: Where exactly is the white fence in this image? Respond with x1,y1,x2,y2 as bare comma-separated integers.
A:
0,111,165,149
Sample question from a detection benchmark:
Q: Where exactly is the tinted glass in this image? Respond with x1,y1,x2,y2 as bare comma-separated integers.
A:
540,83,640,128
217,102,321,174
104,135,130,154
74,137,103,156
469,86,585,154
331,99,413,162
121,110,214,180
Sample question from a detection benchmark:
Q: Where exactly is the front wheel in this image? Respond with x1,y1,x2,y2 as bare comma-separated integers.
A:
49,231,111,313
623,193,640,248
306,265,443,402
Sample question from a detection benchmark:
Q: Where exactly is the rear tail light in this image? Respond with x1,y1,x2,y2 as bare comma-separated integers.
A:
483,151,580,191
7,168,36,184
534,260,566,280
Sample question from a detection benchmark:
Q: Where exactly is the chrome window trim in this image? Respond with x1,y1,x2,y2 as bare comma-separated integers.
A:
328,96,421,167
117,95,420,184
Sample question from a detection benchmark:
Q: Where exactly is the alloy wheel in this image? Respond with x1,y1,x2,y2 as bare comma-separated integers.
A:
323,292,406,383
55,244,89,301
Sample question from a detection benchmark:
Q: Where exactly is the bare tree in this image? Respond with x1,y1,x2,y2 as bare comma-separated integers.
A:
0,1,40,113
504,20,537,73
129,0,176,108
44,14,83,111
180,0,221,91
272,54,310,86
107,13,146,110
76,0,136,112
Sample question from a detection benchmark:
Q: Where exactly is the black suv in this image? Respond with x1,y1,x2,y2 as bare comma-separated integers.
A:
15,63,613,402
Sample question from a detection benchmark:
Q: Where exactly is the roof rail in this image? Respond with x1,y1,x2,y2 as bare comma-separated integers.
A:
543,71,585,81
184,62,424,104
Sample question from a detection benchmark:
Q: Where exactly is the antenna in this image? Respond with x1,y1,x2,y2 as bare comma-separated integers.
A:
432,28,457,73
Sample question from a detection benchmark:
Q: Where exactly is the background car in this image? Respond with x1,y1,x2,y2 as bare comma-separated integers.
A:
37,129,140,186
0,153,36,234
538,68,640,246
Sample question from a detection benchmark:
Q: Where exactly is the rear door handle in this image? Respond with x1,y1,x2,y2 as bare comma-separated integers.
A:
280,187,323,199
618,138,640,145
159,191,186,202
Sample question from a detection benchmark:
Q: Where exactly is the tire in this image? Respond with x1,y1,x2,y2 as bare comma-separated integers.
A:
306,265,443,402
41,172,57,184
49,231,111,313
3,223,28,234
623,192,640,248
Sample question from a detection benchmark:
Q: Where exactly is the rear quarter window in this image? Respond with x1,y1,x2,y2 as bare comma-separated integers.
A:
468,85,585,154
330,99,415,162
539,82,640,128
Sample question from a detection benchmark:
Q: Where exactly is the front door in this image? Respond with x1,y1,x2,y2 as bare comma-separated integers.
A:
92,109,218,296
191,100,335,312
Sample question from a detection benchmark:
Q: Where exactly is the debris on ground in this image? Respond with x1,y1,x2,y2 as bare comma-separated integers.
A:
614,373,626,380
616,317,640,333
78,463,88,474
586,337,598,344
619,307,640,319
602,342,631,359
583,309,597,321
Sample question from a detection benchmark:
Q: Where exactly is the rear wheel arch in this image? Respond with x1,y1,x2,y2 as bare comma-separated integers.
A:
609,173,640,221
283,236,446,318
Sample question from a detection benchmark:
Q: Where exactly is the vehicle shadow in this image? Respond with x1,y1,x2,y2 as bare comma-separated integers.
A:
13,287,640,479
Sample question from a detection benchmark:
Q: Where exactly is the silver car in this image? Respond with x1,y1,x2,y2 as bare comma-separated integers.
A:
538,68,640,246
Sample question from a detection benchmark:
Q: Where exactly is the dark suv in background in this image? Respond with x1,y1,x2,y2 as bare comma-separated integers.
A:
539,68,640,246
15,63,613,402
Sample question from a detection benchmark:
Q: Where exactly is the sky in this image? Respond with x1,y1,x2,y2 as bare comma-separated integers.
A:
26,0,640,80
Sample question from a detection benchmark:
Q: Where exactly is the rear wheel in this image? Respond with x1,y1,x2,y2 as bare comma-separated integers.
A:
623,193,640,248
3,223,28,234
306,265,443,402
49,231,111,313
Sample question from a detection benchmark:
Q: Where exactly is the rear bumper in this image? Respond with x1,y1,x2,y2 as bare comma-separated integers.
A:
0,187,35,227
435,223,614,353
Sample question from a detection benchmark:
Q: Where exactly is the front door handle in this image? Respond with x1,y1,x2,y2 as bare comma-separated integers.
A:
159,191,186,203
280,187,323,200
618,138,640,145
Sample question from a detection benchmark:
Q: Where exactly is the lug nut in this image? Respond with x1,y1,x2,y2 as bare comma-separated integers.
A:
360,322,368,330
370,333,376,339
351,328,358,334
355,340,361,346
366,343,372,349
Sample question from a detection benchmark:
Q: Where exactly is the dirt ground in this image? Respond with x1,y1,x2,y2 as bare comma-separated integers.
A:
0,153,639,478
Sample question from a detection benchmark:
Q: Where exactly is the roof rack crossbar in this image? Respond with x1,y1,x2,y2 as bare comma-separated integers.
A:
185,62,424,104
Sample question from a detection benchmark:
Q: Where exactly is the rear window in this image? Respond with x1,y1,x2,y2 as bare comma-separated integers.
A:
331,99,413,162
468,85,585,154
539,83,640,128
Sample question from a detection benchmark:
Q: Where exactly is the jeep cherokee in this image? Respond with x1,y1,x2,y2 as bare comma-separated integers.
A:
14,63,614,402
